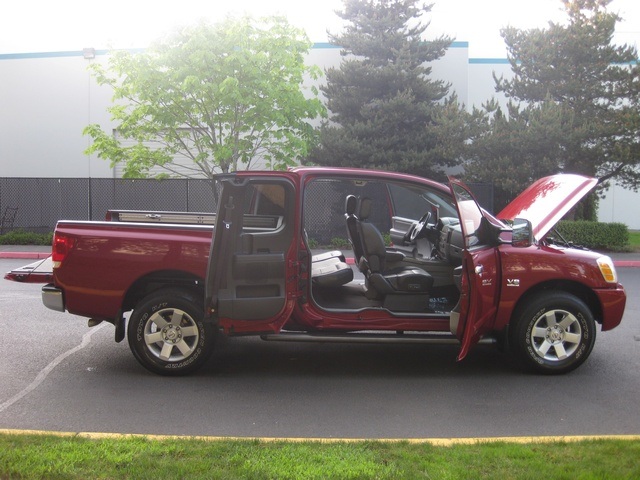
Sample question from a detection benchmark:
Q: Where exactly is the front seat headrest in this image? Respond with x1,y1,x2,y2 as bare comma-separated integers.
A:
359,197,372,221
345,195,358,216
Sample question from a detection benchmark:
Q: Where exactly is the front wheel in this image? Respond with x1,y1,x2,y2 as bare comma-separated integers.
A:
127,289,215,376
510,292,596,374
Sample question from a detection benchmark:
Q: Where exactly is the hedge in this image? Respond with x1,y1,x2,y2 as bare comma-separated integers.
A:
555,220,629,251
0,230,53,246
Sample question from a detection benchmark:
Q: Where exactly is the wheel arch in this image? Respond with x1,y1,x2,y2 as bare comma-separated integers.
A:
122,270,205,314
511,279,603,326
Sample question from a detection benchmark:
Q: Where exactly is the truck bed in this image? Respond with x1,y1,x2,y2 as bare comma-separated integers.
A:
42,219,214,320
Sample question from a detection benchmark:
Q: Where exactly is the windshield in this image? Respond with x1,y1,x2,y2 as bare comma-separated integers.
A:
387,183,458,219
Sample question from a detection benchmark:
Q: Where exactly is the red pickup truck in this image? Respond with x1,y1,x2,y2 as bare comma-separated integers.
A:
5,167,626,376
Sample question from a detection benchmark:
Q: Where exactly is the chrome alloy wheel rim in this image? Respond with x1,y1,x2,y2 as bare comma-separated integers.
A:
144,308,200,361
530,309,582,362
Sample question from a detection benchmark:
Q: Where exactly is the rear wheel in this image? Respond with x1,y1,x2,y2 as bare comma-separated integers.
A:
510,292,596,374
127,289,215,376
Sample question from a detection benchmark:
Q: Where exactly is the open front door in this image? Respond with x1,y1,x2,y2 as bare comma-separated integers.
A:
205,174,297,334
449,178,500,361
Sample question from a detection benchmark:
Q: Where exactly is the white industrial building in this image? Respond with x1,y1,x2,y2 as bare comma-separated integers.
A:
0,42,636,227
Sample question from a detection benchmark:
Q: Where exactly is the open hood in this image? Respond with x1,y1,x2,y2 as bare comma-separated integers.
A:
497,174,597,240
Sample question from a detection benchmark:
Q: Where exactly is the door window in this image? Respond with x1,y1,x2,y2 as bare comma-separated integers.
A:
451,183,485,248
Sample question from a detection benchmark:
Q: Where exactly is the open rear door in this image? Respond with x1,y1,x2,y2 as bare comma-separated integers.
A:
205,174,298,334
449,178,500,361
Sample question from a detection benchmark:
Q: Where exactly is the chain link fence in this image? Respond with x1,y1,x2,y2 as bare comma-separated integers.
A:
303,178,395,245
0,178,218,234
0,177,492,239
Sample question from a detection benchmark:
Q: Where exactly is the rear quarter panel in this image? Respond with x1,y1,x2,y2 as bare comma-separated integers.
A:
53,221,212,319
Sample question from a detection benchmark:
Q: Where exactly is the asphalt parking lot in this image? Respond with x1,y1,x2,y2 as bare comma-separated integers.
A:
1,254,639,439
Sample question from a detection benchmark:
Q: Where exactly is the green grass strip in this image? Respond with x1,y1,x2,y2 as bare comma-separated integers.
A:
1,432,639,479
628,230,640,250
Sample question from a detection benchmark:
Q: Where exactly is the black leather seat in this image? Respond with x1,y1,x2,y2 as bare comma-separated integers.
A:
356,197,434,309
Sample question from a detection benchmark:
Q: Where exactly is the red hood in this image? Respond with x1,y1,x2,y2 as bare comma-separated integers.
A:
497,174,597,239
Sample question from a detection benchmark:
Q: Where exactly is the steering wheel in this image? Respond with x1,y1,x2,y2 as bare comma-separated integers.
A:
408,211,432,242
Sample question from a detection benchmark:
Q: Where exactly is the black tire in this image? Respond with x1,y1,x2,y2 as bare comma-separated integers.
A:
510,291,596,374
127,289,215,376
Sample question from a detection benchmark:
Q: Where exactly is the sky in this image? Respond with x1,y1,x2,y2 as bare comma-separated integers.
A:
1,0,639,58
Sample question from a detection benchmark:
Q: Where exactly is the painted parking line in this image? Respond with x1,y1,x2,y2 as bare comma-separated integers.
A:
0,323,107,414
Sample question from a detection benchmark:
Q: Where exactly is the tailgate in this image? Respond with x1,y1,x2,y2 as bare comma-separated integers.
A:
4,257,53,283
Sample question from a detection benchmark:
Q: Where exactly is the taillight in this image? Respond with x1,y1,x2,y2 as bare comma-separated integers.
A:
52,233,76,266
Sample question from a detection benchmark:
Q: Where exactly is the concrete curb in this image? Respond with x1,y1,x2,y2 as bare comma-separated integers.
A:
1,428,639,445
613,260,640,267
0,252,51,259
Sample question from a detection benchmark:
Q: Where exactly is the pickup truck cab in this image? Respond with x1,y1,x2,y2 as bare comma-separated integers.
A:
5,168,626,376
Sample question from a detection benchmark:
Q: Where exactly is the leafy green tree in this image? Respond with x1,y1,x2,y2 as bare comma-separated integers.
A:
309,0,468,180
84,16,325,178
466,0,640,217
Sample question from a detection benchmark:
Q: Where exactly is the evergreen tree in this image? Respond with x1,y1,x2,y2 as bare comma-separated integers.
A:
309,0,466,180
466,98,570,212
466,0,640,218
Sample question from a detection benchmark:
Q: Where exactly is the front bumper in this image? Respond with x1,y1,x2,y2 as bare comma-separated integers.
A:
42,284,65,312
595,284,626,331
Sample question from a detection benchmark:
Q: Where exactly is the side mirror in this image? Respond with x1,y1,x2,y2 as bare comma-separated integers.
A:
511,218,533,248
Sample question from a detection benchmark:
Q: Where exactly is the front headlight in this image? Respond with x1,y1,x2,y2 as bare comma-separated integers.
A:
597,256,618,283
